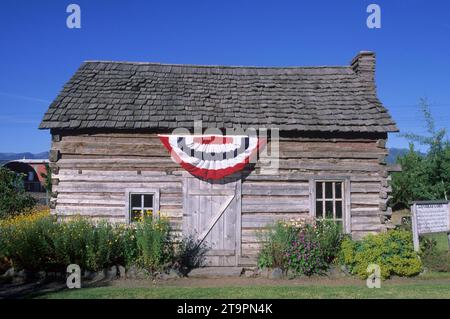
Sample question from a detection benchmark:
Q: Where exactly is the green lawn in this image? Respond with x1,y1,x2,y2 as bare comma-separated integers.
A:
423,233,450,252
38,283,450,299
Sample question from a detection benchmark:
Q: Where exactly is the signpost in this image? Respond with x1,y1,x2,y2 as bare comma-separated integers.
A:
411,200,450,252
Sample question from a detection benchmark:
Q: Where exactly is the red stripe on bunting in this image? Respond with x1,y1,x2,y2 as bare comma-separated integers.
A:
159,135,266,180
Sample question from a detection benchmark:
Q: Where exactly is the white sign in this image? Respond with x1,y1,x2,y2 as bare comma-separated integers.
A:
411,201,450,251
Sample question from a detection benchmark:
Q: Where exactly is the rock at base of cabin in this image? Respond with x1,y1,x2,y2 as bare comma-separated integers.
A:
269,268,283,280
2,267,15,278
117,265,126,279
157,269,182,280
286,269,298,279
126,265,148,280
258,268,270,278
327,265,347,278
244,270,255,278
92,270,106,282
105,265,118,280
126,265,138,279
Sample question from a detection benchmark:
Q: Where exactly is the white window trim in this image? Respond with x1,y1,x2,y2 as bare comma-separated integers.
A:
309,178,351,234
125,188,160,223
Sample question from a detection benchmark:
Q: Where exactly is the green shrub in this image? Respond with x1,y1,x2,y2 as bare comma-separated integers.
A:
286,231,326,275
0,167,36,219
420,235,450,272
257,219,343,273
113,224,137,267
135,217,173,272
0,214,57,271
173,235,209,275
257,221,298,269
308,219,343,264
0,211,176,273
339,230,422,279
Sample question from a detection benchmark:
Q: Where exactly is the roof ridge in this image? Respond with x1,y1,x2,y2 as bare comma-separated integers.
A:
82,60,351,70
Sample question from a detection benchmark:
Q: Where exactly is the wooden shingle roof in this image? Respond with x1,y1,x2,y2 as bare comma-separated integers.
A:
39,51,398,133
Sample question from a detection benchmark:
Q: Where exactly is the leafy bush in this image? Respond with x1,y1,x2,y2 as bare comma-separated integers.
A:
257,221,298,269
135,217,173,272
308,219,343,263
0,167,36,219
0,210,56,271
420,235,450,272
286,231,326,275
257,219,343,275
173,235,209,275
339,230,422,279
0,209,182,274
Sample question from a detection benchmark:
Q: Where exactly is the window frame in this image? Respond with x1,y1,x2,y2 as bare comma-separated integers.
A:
309,178,351,234
125,188,160,223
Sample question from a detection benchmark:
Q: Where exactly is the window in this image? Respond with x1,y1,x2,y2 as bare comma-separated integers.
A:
315,181,344,228
129,193,154,222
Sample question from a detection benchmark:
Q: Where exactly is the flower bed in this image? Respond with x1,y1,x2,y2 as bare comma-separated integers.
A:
0,209,207,281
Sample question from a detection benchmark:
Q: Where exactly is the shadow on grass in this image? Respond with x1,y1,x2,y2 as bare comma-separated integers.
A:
0,278,115,299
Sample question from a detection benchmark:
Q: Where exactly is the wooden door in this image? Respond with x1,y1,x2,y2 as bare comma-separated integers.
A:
183,175,241,266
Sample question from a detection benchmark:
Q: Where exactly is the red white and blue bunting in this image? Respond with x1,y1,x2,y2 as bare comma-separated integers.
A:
159,134,266,180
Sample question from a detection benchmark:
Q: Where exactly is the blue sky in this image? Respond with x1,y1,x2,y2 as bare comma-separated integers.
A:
0,0,449,153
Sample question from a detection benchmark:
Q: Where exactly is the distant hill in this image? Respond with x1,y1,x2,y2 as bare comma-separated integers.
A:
386,148,426,164
0,152,48,165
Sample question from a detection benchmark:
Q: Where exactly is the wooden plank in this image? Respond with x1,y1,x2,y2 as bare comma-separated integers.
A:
242,197,309,213
242,182,309,196
242,213,309,228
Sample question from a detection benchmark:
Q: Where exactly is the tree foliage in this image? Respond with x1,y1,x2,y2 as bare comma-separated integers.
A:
0,167,36,219
390,99,450,209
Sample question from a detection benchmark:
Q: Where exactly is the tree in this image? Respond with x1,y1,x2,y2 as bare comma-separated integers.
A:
0,167,36,219
40,163,52,193
390,99,450,209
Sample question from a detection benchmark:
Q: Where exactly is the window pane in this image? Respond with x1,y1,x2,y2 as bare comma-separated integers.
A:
316,182,323,199
131,194,141,208
325,201,333,218
316,201,323,218
325,182,333,199
143,194,153,208
335,182,342,198
336,200,342,219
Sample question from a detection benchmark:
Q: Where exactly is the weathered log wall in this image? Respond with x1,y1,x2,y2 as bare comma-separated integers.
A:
49,131,390,265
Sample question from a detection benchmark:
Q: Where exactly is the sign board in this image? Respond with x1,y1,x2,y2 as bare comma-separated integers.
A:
411,201,450,251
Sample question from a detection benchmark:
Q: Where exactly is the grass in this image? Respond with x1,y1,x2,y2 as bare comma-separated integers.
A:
423,233,449,252
38,283,450,299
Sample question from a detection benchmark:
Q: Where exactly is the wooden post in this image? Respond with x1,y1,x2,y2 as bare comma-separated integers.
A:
411,203,420,252
448,202,450,250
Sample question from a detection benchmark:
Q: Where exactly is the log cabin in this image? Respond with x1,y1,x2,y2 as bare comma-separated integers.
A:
39,51,398,267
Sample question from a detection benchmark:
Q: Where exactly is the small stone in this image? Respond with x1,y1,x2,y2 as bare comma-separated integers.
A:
135,269,148,280
117,265,126,279
258,268,270,278
105,265,118,280
2,267,15,278
269,268,283,280
126,265,138,279
92,270,106,282
167,269,182,279
286,269,297,279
